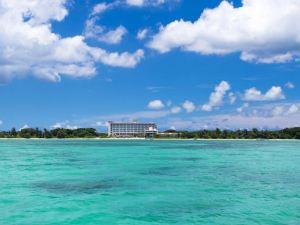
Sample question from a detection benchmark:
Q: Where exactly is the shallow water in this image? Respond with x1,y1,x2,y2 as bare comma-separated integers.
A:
1,140,300,225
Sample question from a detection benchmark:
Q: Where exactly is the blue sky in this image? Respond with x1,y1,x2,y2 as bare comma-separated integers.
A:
0,0,299,131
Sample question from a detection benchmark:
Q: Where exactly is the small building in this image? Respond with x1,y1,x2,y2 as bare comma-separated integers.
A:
108,121,158,138
158,132,179,138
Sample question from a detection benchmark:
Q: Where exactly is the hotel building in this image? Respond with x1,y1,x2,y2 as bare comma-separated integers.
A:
108,121,158,137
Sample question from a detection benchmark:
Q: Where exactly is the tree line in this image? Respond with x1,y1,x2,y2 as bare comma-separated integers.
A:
158,127,300,139
0,127,299,139
0,128,108,139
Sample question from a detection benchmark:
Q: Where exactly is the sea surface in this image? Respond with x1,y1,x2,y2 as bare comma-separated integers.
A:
1,140,300,225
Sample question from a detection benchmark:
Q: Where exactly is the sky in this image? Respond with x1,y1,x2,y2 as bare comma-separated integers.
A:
0,0,300,131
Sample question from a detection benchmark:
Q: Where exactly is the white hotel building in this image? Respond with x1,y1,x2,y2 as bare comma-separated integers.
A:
108,121,158,137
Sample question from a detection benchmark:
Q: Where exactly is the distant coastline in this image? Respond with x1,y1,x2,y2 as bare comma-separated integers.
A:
0,127,299,140
0,138,299,141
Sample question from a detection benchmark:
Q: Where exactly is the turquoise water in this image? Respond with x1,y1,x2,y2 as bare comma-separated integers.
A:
1,140,300,225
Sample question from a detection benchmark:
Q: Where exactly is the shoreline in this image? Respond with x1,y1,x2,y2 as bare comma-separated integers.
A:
0,138,298,141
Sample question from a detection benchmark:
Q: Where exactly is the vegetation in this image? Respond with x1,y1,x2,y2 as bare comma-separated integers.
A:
0,127,299,139
0,128,108,139
156,127,300,139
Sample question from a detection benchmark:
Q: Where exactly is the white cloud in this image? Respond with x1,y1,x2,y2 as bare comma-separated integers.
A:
240,52,293,64
236,103,249,113
201,81,231,111
269,104,299,117
285,82,295,89
91,3,110,16
53,101,300,131
228,92,237,104
0,120,3,125
244,86,285,101
0,0,143,82
170,126,176,130
51,121,78,130
91,0,169,13
149,0,300,63
137,28,149,40
84,16,104,39
85,4,127,45
126,0,167,7
95,121,109,127
271,106,285,117
165,103,300,130
148,100,165,110
236,102,299,117
287,104,299,115
170,106,181,114
19,124,30,131
182,100,196,113
90,48,144,68
97,26,127,44
127,0,145,6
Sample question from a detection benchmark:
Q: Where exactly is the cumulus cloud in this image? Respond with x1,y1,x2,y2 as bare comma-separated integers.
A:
166,112,300,131
84,3,127,45
170,106,181,114
148,100,165,110
85,0,177,45
127,0,145,6
84,16,104,39
137,28,149,40
243,103,300,117
51,121,78,130
91,0,169,12
285,82,295,89
165,102,300,130
243,86,285,101
53,101,300,131
97,26,127,44
269,104,299,117
84,12,127,45
91,2,111,16
182,100,196,113
235,102,299,118
91,48,144,68
201,81,231,111
228,92,237,104
149,0,300,63
19,124,30,131
287,104,299,115
0,0,143,82
269,104,300,117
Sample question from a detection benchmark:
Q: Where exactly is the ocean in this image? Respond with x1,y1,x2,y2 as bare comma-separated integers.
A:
1,140,300,225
